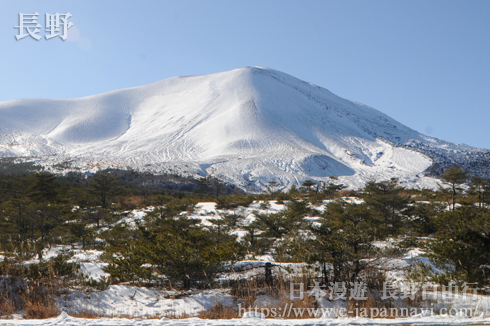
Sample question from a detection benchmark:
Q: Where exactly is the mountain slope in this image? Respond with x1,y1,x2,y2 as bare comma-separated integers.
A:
0,67,488,190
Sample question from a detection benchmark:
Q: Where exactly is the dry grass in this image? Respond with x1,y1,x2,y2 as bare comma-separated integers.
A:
0,299,14,318
19,283,60,319
0,259,418,320
68,310,105,319
224,267,421,320
69,308,192,320
22,301,59,319
228,274,328,319
198,303,238,319
117,196,144,210
0,271,62,319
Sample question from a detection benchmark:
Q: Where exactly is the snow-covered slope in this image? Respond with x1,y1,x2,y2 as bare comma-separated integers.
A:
0,67,488,189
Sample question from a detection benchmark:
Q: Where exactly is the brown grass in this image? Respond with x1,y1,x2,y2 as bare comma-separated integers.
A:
23,301,59,319
227,274,328,319
69,309,192,320
118,196,144,210
223,267,423,320
0,299,14,318
0,261,417,321
198,303,238,319
68,310,104,319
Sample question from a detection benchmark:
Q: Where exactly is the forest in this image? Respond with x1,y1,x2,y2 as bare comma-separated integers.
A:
1,158,490,318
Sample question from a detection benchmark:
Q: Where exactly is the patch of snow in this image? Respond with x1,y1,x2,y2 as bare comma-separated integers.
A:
78,262,110,281
57,286,233,318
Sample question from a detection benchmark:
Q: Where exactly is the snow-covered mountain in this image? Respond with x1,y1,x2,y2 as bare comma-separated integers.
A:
1,66,488,190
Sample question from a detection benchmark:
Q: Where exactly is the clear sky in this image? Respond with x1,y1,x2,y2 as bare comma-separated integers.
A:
1,1,490,148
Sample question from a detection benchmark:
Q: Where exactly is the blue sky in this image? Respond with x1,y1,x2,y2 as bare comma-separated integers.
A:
1,0,490,148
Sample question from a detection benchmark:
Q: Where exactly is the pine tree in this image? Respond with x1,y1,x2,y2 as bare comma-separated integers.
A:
469,176,490,208
30,172,58,202
89,171,118,209
301,180,317,194
428,207,490,283
196,176,210,199
441,167,468,210
105,217,243,288
266,181,280,199
309,221,332,285
322,176,346,198
322,200,378,282
363,178,410,236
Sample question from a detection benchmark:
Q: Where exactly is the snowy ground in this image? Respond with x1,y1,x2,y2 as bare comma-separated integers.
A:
2,311,490,326
56,286,234,318
5,201,490,325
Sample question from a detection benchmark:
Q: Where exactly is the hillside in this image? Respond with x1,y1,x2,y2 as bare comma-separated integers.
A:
0,67,488,190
